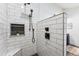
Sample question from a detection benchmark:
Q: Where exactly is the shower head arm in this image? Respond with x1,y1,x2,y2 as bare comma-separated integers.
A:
29,9,33,17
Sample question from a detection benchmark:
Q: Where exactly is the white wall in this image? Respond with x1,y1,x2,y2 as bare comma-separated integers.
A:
0,3,37,56
0,3,8,56
33,3,64,56
36,13,66,56
39,3,63,20
67,8,79,46
6,3,36,56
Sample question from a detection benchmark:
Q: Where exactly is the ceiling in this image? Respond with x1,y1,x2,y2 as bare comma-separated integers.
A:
55,3,79,10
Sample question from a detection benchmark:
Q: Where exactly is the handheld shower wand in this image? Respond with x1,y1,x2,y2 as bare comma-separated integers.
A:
29,9,35,44
23,3,35,44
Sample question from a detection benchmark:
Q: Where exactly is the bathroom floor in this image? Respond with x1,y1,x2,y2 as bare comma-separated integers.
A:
67,45,79,56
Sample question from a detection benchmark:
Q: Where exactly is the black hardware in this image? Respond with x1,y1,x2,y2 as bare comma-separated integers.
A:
45,27,49,31
45,33,50,40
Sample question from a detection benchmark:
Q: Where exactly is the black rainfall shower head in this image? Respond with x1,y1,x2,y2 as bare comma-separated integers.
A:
27,3,30,5
29,9,33,17
24,3,30,6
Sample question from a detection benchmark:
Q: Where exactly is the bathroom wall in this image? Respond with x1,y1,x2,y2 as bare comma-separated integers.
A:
67,8,79,47
36,13,67,56
0,3,8,56
6,3,36,56
0,3,37,56
34,3,66,56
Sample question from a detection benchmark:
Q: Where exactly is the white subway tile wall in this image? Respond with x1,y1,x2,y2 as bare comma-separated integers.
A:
6,3,36,56
0,4,8,56
36,13,67,56
0,3,36,56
